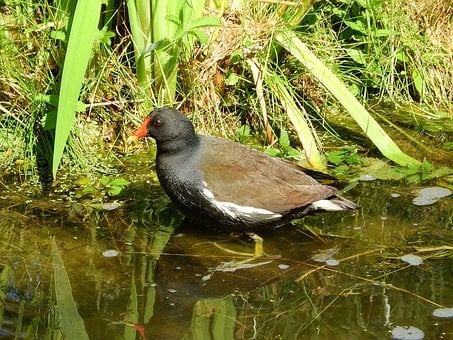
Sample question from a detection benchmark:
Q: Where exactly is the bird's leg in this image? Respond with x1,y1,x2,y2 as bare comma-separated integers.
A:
246,232,264,257
209,232,265,257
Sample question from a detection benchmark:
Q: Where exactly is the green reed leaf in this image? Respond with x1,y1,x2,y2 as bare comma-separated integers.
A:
52,0,102,177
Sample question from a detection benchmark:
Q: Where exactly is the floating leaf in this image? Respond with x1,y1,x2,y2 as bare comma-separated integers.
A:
413,187,451,206
415,187,451,199
100,176,112,186
102,249,119,257
101,202,122,210
432,308,453,319
358,174,377,181
391,326,424,340
401,254,423,266
312,248,340,263
325,258,340,266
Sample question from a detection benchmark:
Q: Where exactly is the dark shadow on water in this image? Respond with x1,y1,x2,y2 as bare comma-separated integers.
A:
147,221,324,339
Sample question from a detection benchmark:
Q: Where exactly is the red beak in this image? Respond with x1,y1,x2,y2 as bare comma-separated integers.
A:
127,116,150,143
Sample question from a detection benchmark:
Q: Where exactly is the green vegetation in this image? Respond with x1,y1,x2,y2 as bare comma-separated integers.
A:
0,0,451,184
0,2,451,337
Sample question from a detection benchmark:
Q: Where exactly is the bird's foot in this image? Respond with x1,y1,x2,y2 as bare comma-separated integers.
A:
209,232,266,257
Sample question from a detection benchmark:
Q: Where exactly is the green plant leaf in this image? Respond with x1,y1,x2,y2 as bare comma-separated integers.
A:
108,186,122,196
52,238,89,339
235,125,251,143
109,178,131,187
263,68,326,170
52,0,102,177
374,29,392,37
100,176,112,186
225,73,240,86
186,16,220,30
343,19,367,34
411,68,425,97
97,27,115,45
265,148,280,157
50,30,67,42
327,150,347,165
165,14,181,26
188,29,209,45
396,49,409,62
279,128,290,149
345,48,367,65
443,142,453,150
276,30,420,166
143,39,169,55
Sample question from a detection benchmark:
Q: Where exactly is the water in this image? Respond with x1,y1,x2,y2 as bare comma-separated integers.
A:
0,177,451,339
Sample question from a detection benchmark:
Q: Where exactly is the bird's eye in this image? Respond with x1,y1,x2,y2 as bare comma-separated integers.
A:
153,119,161,126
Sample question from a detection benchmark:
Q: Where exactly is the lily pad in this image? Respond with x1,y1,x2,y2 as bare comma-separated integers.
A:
312,248,340,263
325,258,340,266
358,174,377,182
101,202,122,211
391,326,424,340
415,187,451,199
102,249,119,257
412,187,451,206
432,307,453,319
401,254,423,266
412,197,437,206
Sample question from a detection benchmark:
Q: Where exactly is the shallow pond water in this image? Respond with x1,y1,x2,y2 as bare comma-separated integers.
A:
0,175,451,339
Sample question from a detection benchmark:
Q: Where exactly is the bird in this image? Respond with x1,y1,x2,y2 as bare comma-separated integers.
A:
129,107,360,240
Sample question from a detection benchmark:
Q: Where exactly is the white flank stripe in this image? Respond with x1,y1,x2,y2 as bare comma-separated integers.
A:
201,187,282,220
311,199,343,211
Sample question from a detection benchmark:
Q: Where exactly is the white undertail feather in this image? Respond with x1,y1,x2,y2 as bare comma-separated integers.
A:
311,200,345,211
201,187,282,220
311,197,358,211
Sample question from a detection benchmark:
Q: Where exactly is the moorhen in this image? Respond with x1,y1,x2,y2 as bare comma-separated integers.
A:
129,107,360,238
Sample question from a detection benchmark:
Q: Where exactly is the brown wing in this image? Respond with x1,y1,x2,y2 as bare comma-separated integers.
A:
199,136,338,213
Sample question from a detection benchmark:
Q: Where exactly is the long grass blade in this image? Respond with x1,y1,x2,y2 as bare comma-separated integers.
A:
260,63,326,170
247,58,274,144
51,238,89,339
52,0,102,177
276,30,420,166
